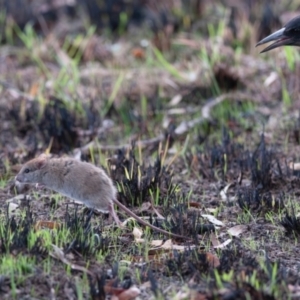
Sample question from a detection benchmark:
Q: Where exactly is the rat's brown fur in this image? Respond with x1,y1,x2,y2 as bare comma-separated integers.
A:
15,155,186,239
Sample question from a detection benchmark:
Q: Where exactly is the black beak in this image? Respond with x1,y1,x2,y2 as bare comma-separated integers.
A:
256,27,293,53
256,15,300,53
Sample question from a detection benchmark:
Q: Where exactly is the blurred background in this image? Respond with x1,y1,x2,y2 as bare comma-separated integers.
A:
1,0,300,158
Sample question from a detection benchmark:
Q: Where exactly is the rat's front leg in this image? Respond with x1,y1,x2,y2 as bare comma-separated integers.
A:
35,183,45,189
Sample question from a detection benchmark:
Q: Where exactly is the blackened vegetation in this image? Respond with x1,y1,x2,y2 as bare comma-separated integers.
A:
209,135,242,182
89,274,107,300
109,147,175,207
6,96,102,156
0,203,128,300
64,206,108,256
162,204,211,237
8,97,40,136
213,63,240,91
251,134,273,188
84,99,102,134
80,0,144,32
215,282,277,300
216,244,289,299
164,250,210,278
8,98,40,157
0,202,48,259
0,201,109,257
0,206,105,300
237,188,285,212
1,0,178,39
147,269,160,297
0,0,76,41
280,206,300,236
256,3,281,43
39,97,78,153
237,134,286,212
196,223,215,234
190,127,251,181
39,97,100,151
160,242,290,299
8,96,78,154
108,146,202,237
225,1,282,53
187,129,287,212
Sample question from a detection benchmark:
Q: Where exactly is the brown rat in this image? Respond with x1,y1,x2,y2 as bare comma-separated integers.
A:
15,155,186,239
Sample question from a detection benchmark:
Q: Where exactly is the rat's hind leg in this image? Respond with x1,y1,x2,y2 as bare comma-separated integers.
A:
109,202,123,227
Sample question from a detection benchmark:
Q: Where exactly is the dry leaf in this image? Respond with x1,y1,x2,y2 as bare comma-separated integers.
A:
289,162,300,170
132,227,143,242
8,202,19,216
168,94,182,106
150,240,165,247
150,239,196,251
201,214,225,226
264,71,278,87
213,239,232,249
206,208,217,213
220,183,233,201
210,233,220,247
227,225,248,237
6,194,27,203
132,227,143,238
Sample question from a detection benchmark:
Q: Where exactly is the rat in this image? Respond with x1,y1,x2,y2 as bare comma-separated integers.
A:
15,155,186,239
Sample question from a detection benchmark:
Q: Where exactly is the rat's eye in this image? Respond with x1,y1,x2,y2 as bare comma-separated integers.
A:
24,168,30,174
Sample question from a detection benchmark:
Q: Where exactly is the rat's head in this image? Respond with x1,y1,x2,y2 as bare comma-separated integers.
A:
15,155,48,184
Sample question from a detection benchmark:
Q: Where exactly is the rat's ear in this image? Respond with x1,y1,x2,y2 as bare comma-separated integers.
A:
38,153,50,159
36,157,47,169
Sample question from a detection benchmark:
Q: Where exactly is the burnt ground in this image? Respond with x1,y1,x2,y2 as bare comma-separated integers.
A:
2,0,300,299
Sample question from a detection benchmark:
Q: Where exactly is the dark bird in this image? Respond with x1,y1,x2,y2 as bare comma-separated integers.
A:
257,15,300,53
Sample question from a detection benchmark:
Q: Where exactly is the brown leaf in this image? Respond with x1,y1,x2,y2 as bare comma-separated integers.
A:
28,82,39,97
34,220,61,230
206,253,220,268
131,47,145,60
117,286,140,300
189,201,201,208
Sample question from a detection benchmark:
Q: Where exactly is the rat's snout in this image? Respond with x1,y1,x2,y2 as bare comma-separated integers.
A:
15,174,24,183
